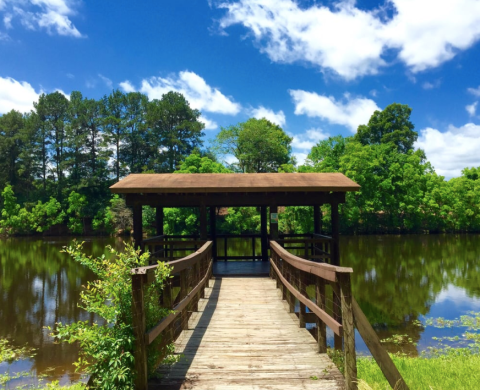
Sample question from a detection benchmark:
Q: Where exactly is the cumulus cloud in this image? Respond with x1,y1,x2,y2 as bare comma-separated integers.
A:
200,115,218,130
289,90,379,132
468,85,480,97
291,128,329,151
119,80,135,93
0,0,82,37
415,123,480,179
250,105,286,127
121,71,241,115
466,102,477,117
0,76,41,114
216,0,480,79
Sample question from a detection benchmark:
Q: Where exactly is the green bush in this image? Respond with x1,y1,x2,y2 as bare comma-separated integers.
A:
53,242,173,389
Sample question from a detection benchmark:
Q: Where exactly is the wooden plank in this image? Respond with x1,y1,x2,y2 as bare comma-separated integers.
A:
352,297,409,390
151,277,344,390
110,172,361,193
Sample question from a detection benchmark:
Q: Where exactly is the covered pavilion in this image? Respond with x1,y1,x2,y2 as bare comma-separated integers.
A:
110,172,360,266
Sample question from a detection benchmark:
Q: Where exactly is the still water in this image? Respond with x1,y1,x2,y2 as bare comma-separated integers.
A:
0,234,479,382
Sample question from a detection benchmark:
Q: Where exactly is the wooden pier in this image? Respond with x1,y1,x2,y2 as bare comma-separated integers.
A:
151,277,344,390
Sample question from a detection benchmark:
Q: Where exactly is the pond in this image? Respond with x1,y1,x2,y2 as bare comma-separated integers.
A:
0,234,479,384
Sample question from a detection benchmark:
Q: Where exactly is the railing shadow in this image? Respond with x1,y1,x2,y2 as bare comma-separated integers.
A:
149,277,222,390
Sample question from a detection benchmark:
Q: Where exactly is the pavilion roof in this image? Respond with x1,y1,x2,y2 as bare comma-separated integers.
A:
110,173,360,194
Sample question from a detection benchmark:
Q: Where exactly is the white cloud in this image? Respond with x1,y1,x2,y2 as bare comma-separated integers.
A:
0,0,82,37
468,85,480,97
0,76,41,114
122,71,241,115
217,0,480,79
250,106,286,127
293,152,308,166
119,80,136,93
466,102,477,117
422,80,441,90
289,90,379,132
415,123,480,179
98,74,113,89
291,128,329,151
200,115,218,130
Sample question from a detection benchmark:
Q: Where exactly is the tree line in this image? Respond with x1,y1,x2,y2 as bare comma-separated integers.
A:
0,90,479,235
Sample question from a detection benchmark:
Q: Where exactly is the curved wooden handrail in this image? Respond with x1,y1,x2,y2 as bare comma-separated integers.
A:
146,260,213,345
270,241,352,282
270,258,342,336
131,241,213,275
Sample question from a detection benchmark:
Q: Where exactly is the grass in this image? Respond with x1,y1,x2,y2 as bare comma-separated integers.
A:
339,311,480,390
357,350,480,390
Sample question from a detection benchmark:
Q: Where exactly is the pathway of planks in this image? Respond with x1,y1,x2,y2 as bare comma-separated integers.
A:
150,277,345,390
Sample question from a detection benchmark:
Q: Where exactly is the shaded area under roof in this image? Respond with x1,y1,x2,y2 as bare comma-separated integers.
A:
110,173,360,194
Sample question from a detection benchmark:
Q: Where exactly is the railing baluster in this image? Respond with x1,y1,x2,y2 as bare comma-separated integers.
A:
132,273,148,390
339,273,357,390
315,276,327,353
298,270,306,328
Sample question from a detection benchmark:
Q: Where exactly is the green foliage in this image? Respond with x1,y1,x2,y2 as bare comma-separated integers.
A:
219,207,260,234
31,197,65,233
214,118,294,172
176,153,232,173
355,103,418,154
53,242,173,389
67,191,87,234
93,195,132,235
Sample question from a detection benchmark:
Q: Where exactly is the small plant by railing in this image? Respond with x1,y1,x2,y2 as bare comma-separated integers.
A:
130,241,213,390
52,242,172,390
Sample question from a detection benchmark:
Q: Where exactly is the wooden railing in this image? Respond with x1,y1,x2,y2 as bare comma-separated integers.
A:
270,240,409,390
130,241,213,390
270,240,357,389
277,233,333,262
143,235,206,261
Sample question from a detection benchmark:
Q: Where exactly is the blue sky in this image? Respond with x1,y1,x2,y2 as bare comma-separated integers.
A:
1,0,480,178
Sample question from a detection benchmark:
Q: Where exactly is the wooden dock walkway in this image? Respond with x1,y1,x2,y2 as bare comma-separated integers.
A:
150,277,345,390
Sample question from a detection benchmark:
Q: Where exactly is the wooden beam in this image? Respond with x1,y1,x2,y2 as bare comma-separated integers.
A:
331,202,340,266
352,297,409,390
313,205,322,234
270,205,279,240
155,206,163,236
199,205,207,240
131,274,147,390
261,206,268,262
133,204,143,251
126,191,346,208
209,207,217,261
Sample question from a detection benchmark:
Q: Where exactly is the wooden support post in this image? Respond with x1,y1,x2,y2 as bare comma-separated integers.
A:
193,262,199,311
252,236,256,262
331,201,340,266
338,273,357,390
298,271,306,328
133,204,143,251
287,263,294,313
156,206,163,236
224,236,227,261
333,282,343,350
261,206,268,262
180,270,188,330
209,207,217,261
313,205,322,234
163,276,174,345
131,274,147,390
270,205,278,240
315,277,327,353
200,205,207,240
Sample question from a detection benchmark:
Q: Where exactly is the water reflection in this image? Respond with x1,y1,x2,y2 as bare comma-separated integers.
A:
341,234,480,355
0,234,479,379
0,237,129,382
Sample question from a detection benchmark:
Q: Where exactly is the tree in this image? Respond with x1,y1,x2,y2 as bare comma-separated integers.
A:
0,110,26,189
176,153,231,173
300,135,348,173
355,103,417,154
147,91,205,172
103,90,127,181
215,118,293,173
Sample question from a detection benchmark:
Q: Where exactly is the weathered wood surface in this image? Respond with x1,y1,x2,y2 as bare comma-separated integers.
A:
150,277,345,390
